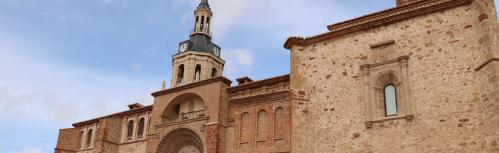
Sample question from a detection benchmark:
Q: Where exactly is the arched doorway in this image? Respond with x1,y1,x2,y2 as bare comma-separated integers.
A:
156,128,204,153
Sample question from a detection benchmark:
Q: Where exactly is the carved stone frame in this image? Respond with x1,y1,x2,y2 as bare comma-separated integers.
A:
361,55,414,128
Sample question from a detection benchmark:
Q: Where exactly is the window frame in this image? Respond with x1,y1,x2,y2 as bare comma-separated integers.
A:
383,84,398,117
86,129,93,148
127,120,134,139
137,118,145,138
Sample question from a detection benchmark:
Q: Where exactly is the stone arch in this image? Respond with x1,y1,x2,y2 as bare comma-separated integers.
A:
372,71,403,118
256,109,267,141
239,112,250,143
163,93,206,122
372,70,401,87
156,128,204,153
273,107,285,140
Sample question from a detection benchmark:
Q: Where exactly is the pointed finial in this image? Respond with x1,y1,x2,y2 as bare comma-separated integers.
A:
161,81,166,90
197,0,210,9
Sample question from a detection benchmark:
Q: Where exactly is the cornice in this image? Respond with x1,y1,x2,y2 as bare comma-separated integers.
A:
155,117,209,128
151,76,232,97
172,51,225,65
284,0,472,49
227,74,290,93
230,90,291,105
72,105,153,127
54,148,77,153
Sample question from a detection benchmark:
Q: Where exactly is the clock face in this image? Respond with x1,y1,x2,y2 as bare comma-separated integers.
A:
213,47,220,56
179,43,188,52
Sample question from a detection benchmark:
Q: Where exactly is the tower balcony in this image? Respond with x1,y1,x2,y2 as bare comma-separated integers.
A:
190,27,212,36
161,110,207,123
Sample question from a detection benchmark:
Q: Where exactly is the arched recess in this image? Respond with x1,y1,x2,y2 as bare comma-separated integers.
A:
162,93,206,122
156,128,204,153
373,72,402,118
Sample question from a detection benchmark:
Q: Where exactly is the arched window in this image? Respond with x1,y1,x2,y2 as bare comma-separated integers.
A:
194,64,201,81
195,16,199,30
211,68,217,77
240,112,250,142
200,16,205,31
274,107,284,139
177,65,184,83
127,120,134,138
257,110,267,141
206,17,210,32
86,129,93,148
137,118,145,138
78,131,84,149
384,84,398,116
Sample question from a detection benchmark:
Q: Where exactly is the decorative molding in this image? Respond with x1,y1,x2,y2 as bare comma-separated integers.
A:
284,0,472,49
365,115,415,129
370,40,396,49
155,117,209,128
474,58,499,71
227,74,290,93
54,148,77,153
360,55,410,69
73,106,153,127
152,76,232,97
230,90,291,105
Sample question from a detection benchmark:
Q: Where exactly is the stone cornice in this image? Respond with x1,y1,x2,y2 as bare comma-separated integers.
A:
475,58,499,71
227,74,290,93
72,105,153,127
173,51,225,65
155,117,209,128
284,0,472,49
151,76,232,97
54,148,77,153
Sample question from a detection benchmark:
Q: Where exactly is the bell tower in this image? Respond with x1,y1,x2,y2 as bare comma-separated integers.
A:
171,0,224,88
193,0,212,36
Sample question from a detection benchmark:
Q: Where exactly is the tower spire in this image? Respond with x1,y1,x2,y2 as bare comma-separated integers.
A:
198,0,210,9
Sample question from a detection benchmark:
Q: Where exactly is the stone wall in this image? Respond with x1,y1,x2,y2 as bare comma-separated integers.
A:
55,128,80,153
289,1,499,152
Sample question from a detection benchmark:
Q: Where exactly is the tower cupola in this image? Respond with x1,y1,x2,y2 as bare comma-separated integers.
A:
192,0,212,36
170,0,224,88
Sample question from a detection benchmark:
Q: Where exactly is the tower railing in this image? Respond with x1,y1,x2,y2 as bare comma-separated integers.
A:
191,27,212,36
161,110,207,123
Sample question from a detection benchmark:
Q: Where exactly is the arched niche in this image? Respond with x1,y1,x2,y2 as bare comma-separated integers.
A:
163,93,206,122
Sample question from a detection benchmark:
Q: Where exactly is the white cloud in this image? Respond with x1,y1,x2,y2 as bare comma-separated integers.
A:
221,48,254,79
0,31,155,124
5,147,44,153
172,0,349,39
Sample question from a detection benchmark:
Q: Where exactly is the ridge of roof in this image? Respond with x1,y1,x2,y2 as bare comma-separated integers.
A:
284,0,472,49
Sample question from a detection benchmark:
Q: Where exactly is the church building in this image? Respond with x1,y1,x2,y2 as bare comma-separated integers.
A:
55,0,499,152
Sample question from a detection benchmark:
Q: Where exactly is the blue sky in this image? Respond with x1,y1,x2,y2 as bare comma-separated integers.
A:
0,0,497,153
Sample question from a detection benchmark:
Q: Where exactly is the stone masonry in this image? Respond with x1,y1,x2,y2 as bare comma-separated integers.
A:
55,0,499,152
